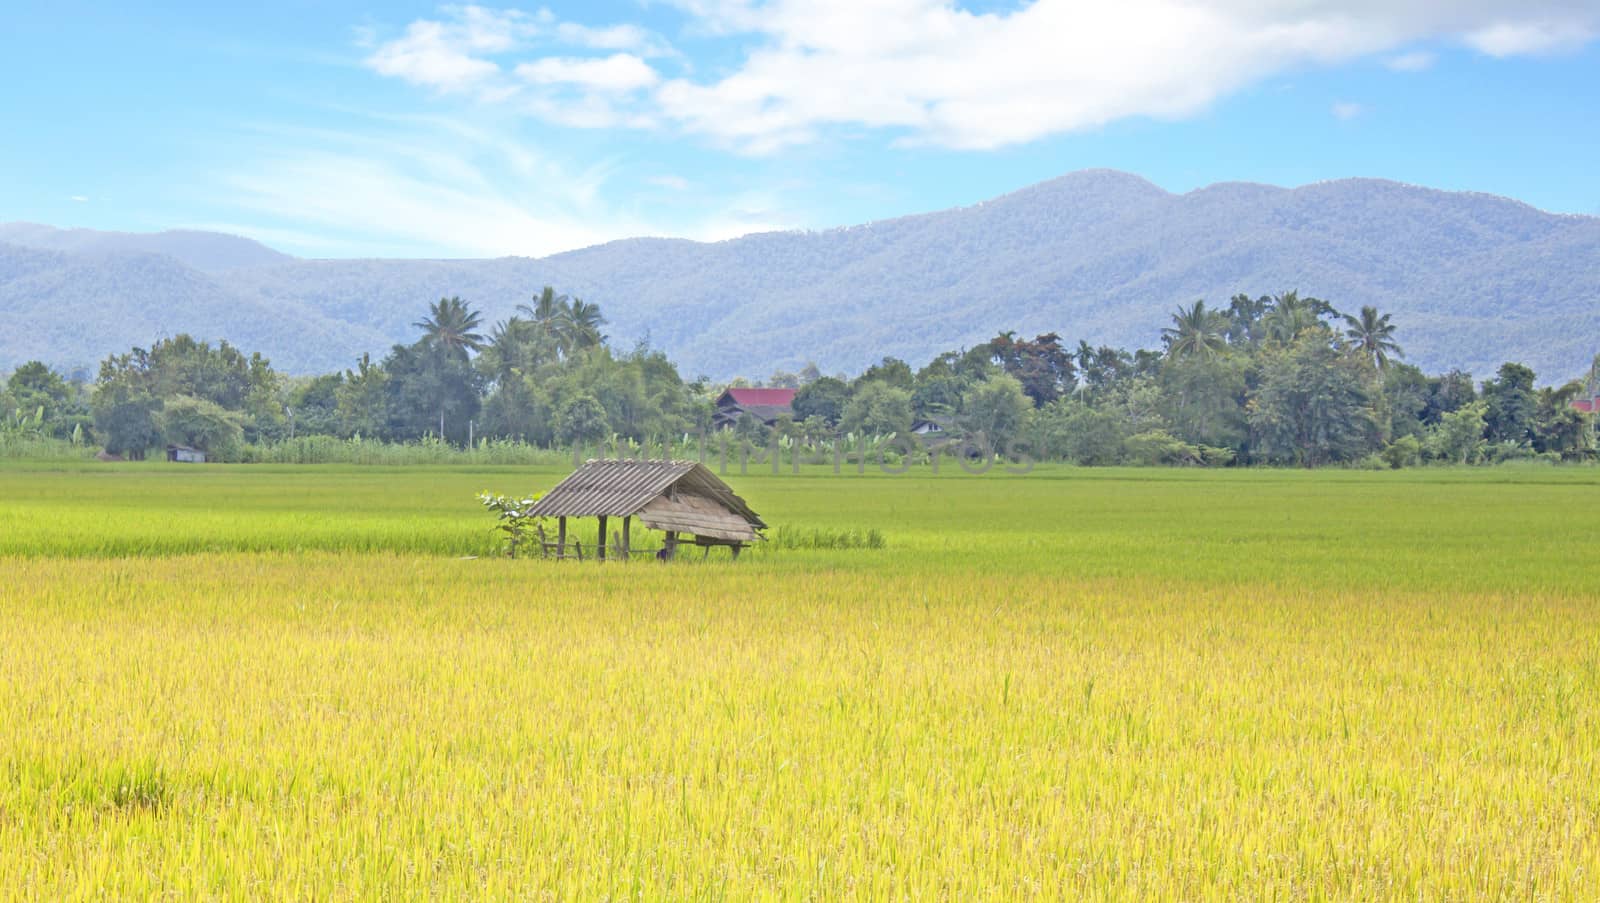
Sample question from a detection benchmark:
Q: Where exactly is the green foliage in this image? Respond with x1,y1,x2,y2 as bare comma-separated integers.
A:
842,382,913,437
413,296,486,358
1161,300,1228,361
1158,354,1247,450
93,392,163,458
793,376,850,425
477,491,547,558
67,284,1594,471
1343,305,1404,370
555,395,608,445
986,333,1076,405
161,395,245,460
1427,401,1488,464
1482,362,1538,445
1122,430,1205,466
1380,435,1423,469
853,357,915,392
382,340,483,443
1034,402,1128,465
1247,331,1375,466
959,374,1031,452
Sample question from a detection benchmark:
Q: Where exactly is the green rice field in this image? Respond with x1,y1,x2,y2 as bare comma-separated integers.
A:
2,461,1598,897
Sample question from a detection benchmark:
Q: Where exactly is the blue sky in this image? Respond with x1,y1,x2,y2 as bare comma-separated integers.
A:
3,1,1598,258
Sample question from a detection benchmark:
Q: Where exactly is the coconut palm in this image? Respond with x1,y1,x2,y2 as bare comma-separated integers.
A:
563,298,608,351
1161,300,1228,361
517,286,580,358
412,297,485,358
1258,292,1319,345
1342,305,1404,369
517,286,568,325
479,317,543,383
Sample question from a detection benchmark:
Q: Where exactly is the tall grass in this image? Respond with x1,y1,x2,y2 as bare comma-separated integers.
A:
242,435,572,465
0,434,96,460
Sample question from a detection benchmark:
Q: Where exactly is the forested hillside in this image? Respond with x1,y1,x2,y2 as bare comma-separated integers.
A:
4,170,1598,381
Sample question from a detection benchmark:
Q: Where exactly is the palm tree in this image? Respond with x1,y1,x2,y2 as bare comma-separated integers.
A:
517,286,574,358
413,297,485,358
480,317,541,383
1261,291,1320,344
1161,300,1227,361
1342,305,1404,369
563,298,607,351
517,286,568,324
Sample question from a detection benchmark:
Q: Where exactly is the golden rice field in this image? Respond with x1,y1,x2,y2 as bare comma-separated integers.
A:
2,461,1599,898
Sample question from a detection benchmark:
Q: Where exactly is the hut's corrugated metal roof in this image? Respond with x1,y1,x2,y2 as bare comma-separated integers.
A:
527,459,766,528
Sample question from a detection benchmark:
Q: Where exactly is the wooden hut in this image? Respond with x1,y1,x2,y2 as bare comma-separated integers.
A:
527,459,765,560
166,444,206,463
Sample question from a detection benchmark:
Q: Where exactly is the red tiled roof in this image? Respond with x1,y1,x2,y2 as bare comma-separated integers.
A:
1575,398,1598,413
718,388,797,407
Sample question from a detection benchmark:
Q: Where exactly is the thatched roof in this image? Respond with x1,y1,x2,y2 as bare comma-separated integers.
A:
528,460,766,542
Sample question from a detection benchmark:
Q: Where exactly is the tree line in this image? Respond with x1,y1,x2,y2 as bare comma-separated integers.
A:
765,291,1594,467
2,287,1596,466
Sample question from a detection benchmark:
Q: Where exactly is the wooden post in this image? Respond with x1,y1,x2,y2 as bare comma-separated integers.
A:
575,539,583,562
664,531,677,561
730,543,742,561
621,516,631,560
557,517,567,559
597,515,608,561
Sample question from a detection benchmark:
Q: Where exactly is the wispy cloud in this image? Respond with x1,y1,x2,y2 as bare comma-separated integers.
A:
515,54,660,93
363,2,1600,153
70,195,89,203
1332,101,1366,121
208,113,795,257
1385,50,1437,72
1466,20,1596,57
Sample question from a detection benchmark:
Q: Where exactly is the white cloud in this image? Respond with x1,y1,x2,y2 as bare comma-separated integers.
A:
1331,101,1366,120
211,116,793,257
554,21,675,57
1466,20,1596,56
516,54,659,93
70,195,89,202
362,3,1600,152
363,7,539,93
1385,50,1437,71
647,174,692,191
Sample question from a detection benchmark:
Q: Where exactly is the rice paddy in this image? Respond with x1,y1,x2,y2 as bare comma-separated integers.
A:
2,462,1598,897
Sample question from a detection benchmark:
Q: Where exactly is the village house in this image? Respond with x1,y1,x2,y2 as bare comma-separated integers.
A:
712,387,797,430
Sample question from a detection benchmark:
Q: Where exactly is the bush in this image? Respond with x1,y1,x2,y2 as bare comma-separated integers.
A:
1380,435,1423,469
1122,430,1204,466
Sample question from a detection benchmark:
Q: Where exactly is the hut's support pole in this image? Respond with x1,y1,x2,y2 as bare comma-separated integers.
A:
597,515,608,561
557,517,567,559
731,543,742,561
664,531,677,561
621,516,631,560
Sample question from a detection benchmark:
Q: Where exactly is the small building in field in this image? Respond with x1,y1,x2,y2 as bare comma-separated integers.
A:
910,417,950,436
166,445,206,464
713,387,797,429
527,459,765,560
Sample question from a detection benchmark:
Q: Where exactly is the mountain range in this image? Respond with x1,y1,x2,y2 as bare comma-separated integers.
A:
3,170,1597,382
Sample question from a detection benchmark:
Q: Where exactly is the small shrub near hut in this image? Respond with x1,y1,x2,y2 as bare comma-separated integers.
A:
478,491,547,558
